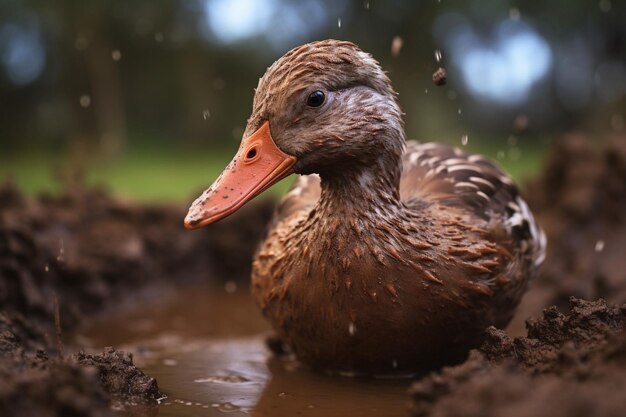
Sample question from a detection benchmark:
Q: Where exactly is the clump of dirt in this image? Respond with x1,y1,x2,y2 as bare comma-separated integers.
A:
483,297,625,374
0,182,273,415
410,298,626,417
0,312,162,417
74,347,162,407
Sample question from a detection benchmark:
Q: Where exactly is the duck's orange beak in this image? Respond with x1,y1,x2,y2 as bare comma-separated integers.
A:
184,121,296,229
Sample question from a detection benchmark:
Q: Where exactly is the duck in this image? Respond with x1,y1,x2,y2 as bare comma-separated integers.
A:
184,39,546,375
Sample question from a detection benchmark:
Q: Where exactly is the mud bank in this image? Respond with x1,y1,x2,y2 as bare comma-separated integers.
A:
0,183,273,415
1,135,625,416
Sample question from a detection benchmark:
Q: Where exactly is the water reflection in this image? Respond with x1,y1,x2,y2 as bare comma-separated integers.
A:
76,285,409,417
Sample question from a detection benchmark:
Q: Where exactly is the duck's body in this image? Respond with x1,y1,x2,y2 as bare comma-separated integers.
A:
185,40,545,375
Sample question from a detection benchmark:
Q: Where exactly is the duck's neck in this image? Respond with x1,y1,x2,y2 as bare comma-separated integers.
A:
316,154,403,218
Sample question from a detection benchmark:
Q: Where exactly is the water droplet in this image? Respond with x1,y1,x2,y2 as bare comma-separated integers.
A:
391,36,403,58
424,89,429,94
392,359,398,368
348,322,356,336
202,109,211,120
337,18,342,28
507,135,518,147
217,402,240,412
513,114,529,132
509,8,521,21
79,95,91,108
44,264,49,272
278,392,287,398
458,108,462,115
611,114,624,131
163,358,178,366
213,78,226,90
225,281,237,294
56,239,65,262
595,240,605,252
508,147,522,161
364,1,370,9
461,135,468,146
111,49,122,61
434,49,442,62
74,35,89,51
599,0,611,12
154,32,164,42
497,150,506,160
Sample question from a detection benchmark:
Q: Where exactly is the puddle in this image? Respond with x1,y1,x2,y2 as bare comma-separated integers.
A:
74,284,411,416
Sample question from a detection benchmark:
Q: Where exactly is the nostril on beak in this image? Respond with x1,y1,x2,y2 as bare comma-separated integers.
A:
246,148,258,160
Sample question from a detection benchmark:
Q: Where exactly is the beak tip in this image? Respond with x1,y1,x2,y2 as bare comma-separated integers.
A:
183,213,199,230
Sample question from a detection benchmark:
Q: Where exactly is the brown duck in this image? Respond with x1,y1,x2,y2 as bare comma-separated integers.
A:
185,40,546,375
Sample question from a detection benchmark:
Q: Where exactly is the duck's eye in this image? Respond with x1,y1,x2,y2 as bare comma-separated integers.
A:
306,90,325,107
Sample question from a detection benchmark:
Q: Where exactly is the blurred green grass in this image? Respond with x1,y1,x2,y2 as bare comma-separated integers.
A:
0,140,546,202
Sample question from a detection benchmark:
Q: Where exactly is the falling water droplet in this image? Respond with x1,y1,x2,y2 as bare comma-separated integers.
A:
364,1,370,9
509,8,521,21
461,135,468,146
154,32,164,42
75,35,89,51
202,109,211,120
44,264,49,272
111,49,122,61
507,135,518,147
508,147,522,161
458,108,462,115
225,280,237,294
434,49,442,62
599,0,611,12
338,18,342,28
611,114,624,131
424,89,429,94
348,322,356,336
79,95,91,108
391,36,403,58
595,240,605,252
56,239,65,262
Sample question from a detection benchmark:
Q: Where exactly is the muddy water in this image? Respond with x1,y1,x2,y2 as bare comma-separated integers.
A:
75,284,411,416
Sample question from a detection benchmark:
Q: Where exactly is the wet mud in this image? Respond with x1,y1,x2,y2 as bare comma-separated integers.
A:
1,135,625,416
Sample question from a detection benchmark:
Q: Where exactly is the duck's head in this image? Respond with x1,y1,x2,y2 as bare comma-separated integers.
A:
185,39,405,229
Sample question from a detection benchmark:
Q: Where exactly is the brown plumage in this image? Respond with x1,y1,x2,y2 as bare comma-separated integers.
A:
186,39,546,375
